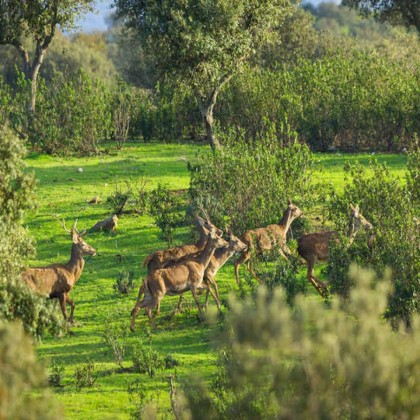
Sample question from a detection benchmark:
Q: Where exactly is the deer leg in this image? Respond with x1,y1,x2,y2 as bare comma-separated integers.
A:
204,275,221,311
66,294,76,323
306,258,329,297
58,295,68,321
176,295,185,312
190,286,203,316
234,250,251,285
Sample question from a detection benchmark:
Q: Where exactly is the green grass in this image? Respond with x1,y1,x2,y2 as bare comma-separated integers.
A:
25,144,407,419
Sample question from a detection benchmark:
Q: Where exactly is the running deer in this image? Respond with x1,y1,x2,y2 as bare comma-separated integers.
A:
130,228,228,330
22,220,96,323
234,199,303,284
297,204,373,297
142,210,222,272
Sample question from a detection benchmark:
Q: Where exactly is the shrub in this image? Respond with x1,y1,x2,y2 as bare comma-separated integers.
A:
0,125,63,340
74,360,98,391
103,322,129,369
0,320,60,419
189,129,314,235
326,160,419,326
132,341,166,378
49,359,65,388
113,270,136,295
106,181,133,215
149,184,185,245
33,70,112,155
180,267,420,418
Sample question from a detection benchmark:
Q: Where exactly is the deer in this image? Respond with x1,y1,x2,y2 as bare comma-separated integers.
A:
234,199,303,285
21,220,96,323
89,214,118,233
142,210,223,273
130,227,228,330
297,204,373,297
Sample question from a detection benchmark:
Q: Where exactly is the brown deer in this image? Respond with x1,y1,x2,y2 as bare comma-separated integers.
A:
174,228,248,312
130,228,228,330
297,204,373,297
142,211,222,272
89,214,118,233
22,220,96,323
234,199,303,284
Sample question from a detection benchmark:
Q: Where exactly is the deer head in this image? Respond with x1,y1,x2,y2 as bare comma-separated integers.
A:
57,218,96,257
225,227,248,252
349,204,373,243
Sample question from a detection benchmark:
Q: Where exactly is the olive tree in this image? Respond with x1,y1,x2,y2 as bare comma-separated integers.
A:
343,0,420,34
0,0,94,119
115,0,297,150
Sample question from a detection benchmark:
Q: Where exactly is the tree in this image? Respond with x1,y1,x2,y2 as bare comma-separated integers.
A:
0,0,94,120
115,0,297,150
343,0,420,34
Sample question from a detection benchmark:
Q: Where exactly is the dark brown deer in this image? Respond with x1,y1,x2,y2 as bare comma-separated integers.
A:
130,228,228,330
297,204,373,297
142,211,222,272
234,199,303,284
22,220,96,323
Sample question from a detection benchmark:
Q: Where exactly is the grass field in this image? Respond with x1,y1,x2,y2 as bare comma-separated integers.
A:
25,143,407,419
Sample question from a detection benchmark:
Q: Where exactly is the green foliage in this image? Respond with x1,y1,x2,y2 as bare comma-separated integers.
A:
74,360,98,391
105,181,133,215
149,184,185,245
181,268,420,418
406,136,420,206
103,322,130,369
0,125,63,339
189,130,314,235
132,341,166,378
49,359,65,388
326,160,419,325
113,270,136,295
33,71,112,155
0,320,60,419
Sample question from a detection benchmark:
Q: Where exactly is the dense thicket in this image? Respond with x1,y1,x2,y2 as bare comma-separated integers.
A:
177,268,420,418
0,125,62,339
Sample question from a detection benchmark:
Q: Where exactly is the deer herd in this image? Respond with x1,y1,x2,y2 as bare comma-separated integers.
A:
21,200,374,330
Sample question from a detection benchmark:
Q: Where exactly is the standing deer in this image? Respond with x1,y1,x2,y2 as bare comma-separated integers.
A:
130,228,228,330
297,204,373,297
234,199,303,284
142,212,222,272
22,220,96,323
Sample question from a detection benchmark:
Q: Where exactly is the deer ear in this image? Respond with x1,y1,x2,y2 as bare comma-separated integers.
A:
72,232,79,243
350,203,355,211
287,197,292,205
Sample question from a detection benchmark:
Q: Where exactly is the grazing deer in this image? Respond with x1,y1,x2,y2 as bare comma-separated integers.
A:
130,228,228,330
142,212,223,272
297,204,373,297
234,199,303,284
22,220,96,323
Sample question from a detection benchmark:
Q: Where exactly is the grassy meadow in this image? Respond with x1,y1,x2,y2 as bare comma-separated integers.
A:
25,143,407,419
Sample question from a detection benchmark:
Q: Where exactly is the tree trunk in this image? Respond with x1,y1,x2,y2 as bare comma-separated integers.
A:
202,105,221,151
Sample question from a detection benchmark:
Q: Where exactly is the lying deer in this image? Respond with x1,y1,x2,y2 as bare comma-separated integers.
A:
22,220,96,323
130,228,228,330
234,199,303,284
142,212,222,272
89,214,118,233
297,204,373,297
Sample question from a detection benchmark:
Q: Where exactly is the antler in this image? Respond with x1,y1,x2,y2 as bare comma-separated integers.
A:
196,203,211,223
55,216,72,234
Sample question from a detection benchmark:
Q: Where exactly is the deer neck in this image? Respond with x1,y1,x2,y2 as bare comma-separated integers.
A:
347,220,359,246
213,245,235,269
279,209,293,234
66,244,85,283
197,227,208,247
198,238,219,269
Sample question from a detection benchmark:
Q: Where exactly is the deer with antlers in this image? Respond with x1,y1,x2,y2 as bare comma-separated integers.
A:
234,199,303,285
142,209,223,272
297,204,373,297
22,220,96,323
130,227,228,330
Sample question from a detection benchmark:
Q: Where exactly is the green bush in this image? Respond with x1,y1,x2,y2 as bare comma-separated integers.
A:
33,70,112,155
179,268,420,418
149,184,185,245
0,320,60,419
326,160,419,326
189,129,314,235
103,322,129,369
132,341,166,378
113,270,136,295
74,361,98,391
0,125,63,340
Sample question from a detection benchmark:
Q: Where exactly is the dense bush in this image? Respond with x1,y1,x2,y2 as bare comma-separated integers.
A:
178,268,420,418
0,321,60,419
217,52,420,151
33,71,112,155
189,130,314,235
0,125,63,339
326,158,419,326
